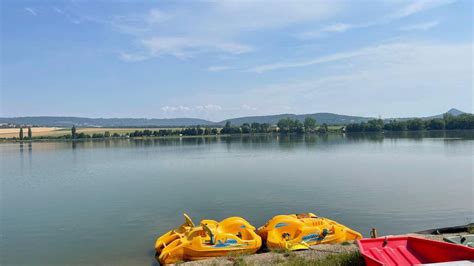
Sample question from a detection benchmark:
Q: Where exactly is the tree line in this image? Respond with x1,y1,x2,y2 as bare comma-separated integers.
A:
345,113,474,133
9,117,336,141
221,117,330,134
67,127,220,139
17,127,32,140
14,114,471,140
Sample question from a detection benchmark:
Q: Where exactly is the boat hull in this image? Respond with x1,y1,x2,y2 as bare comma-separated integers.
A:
357,236,474,266
257,213,362,250
155,215,262,265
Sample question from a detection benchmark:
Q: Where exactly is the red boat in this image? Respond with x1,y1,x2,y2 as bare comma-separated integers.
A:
357,236,474,266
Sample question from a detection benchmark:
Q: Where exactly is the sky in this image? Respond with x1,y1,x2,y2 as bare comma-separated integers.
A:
1,0,473,121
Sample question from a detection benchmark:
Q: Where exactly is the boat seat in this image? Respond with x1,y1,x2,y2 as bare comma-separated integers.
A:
396,245,422,264
369,248,394,265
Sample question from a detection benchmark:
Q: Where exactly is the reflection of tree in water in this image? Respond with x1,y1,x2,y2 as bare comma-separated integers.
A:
346,130,474,142
55,130,473,152
241,135,274,146
303,135,318,145
303,133,346,146
277,134,303,150
345,132,384,142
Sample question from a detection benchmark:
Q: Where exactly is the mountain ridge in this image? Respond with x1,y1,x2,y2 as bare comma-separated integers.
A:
0,108,467,127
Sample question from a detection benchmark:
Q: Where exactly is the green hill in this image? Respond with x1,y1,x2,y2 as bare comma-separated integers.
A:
0,108,467,127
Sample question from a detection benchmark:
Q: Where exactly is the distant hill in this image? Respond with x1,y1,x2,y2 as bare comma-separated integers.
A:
386,108,467,121
218,112,373,126
0,108,467,127
426,108,465,119
219,108,468,126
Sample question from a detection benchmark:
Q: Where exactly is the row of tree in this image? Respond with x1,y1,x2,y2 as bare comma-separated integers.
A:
63,118,327,140
221,121,273,134
18,127,32,140
128,127,219,137
277,117,329,134
345,113,474,133
221,118,329,134
67,126,221,139
13,118,331,140
13,113,472,140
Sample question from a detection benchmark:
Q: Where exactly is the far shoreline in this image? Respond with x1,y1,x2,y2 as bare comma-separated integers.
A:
1,129,473,144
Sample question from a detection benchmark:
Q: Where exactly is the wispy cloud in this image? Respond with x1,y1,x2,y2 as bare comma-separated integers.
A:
241,104,257,111
205,41,471,117
113,1,341,61
161,104,222,113
146,8,171,24
207,66,230,72
123,37,253,61
391,0,456,19
399,20,440,31
208,0,343,31
248,45,380,73
52,6,63,14
24,8,37,16
118,52,149,62
298,0,454,39
107,8,173,35
298,22,368,39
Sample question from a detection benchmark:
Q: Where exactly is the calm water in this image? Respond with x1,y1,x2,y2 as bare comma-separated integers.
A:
1,131,473,265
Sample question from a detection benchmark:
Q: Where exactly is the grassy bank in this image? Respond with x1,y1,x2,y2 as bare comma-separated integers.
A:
183,242,361,266
224,251,363,266
271,251,363,266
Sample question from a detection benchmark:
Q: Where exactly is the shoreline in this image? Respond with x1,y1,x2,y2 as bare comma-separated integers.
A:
1,129,473,144
178,229,473,265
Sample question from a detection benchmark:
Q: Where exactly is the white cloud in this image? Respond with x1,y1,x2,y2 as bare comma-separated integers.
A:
161,104,222,113
113,1,342,61
207,66,230,72
297,0,454,39
196,104,222,111
146,8,170,24
209,0,343,31
24,8,37,16
136,37,252,60
118,52,149,62
391,0,456,19
218,41,472,117
53,7,63,14
399,20,440,31
298,22,365,39
248,45,378,73
161,106,191,112
241,104,257,111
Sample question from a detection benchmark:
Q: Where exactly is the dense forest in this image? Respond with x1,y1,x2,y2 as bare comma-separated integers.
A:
345,113,474,133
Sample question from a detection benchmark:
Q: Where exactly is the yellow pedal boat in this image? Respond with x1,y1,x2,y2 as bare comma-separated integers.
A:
257,213,362,251
155,214,262,265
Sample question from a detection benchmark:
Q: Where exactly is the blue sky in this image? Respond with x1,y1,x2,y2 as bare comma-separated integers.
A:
1,0,472,121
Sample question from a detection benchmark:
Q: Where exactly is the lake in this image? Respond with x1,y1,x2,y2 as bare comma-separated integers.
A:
1,131,473,265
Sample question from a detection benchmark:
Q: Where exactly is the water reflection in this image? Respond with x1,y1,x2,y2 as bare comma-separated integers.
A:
20,130,474,152
2,130,472,265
